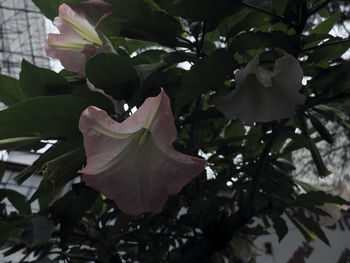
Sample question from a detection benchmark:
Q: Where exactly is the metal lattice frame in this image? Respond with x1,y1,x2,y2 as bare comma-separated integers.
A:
0,0,50,77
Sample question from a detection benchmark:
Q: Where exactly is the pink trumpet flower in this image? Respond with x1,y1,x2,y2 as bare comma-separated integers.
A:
45,0,113,75
79,89,206,216
215,52,306,125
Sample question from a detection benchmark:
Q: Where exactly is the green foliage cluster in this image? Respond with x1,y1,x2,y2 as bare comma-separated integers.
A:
1,0,350,262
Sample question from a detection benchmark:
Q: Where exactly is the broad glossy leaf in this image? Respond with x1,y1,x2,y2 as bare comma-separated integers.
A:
85,53,140,100
0,93,113,140
293,211,330,246
176,49,236,112
310,12,339,35
0,189,31,214
268,212,288,242
0,74,25,106
99,0,182,47
19,60,69,98
157,0,240,26
230,31,294,53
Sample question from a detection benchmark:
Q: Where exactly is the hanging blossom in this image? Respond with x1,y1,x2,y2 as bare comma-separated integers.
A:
45,0,113,75
78,89,206,216
215,52,306,125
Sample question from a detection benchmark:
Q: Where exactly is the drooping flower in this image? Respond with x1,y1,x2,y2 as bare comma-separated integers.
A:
45,0,113,75
78,89,206,216
215,52,306,125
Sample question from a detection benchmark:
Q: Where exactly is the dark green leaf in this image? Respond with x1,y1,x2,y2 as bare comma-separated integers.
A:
307,38,350,67
30,258,59,263
32,0,60,20
293,211,330,246
230,31,294,53
307,112,333,144
175,49,236,112
19,60,70,98
268,212,288,242
0,162,4,183
308,62,350,92
0,74,25,106
0,189,31,214
310,12,339,35
0,137,42,150
100,0,182,47
0,94,113,139
295,191,350,207
86,53,139,100
157,0,240,24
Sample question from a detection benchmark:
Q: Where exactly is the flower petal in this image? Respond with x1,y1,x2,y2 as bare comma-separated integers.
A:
45,1,112,75
79,90,206,216
215,53,306,125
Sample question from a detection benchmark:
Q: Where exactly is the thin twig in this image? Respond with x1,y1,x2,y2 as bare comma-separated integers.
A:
233,0,296,29
308,0,334,16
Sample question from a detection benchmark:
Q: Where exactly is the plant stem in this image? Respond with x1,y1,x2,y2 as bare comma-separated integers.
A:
242,119,289,217
308,0,333,16
233,0,296,29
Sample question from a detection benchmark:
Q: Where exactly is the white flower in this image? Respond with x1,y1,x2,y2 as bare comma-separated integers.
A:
215,52,306,125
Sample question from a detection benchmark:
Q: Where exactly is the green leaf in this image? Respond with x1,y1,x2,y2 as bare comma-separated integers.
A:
295,191,350,207
0,162,4,183
0,218,29,245
30,258,59,263
307,112,333,144
157,0,240,23
0,189,31,214
308,62,350,92
0,74,25,106
297,114,331,177
19,60,70,98
0,94,113,140
314,105,350,129
86,53,140,100
268,212,288,242
175,49,236,112
32,0,60,20
22,216,55,248
228,11,270,38
272,0,290,16
100,0,182,47
310,12,339,35
0,137,42,150
307,38,350,67
293,211,330,246
286,212,315,243
230,31,294,53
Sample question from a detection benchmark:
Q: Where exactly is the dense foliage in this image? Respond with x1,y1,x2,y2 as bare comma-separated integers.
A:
1,0,350,262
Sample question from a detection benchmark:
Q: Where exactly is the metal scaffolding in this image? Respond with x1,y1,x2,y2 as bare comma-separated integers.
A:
0,0,50,77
